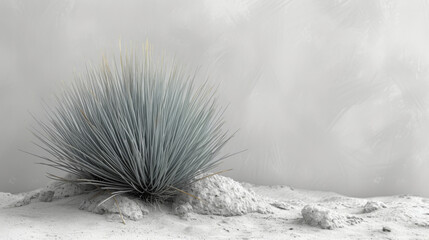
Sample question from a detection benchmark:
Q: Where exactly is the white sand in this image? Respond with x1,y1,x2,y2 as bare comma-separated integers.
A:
1,178,429,239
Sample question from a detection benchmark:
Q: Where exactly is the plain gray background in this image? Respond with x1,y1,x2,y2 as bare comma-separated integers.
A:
1,0,429,198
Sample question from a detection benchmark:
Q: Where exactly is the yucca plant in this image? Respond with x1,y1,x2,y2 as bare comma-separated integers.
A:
30,44,235,202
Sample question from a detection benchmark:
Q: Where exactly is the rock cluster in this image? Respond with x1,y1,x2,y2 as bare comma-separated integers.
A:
9,173,277,220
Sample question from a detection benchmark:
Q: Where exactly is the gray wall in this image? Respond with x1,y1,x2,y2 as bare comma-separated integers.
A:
1,0,429,197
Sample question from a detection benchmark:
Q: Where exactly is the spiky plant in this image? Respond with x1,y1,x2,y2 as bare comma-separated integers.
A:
30,45,234,201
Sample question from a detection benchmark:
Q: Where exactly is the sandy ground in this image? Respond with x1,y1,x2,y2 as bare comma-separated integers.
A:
1,180,429,239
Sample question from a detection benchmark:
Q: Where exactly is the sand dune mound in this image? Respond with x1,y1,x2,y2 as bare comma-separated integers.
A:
2,177,429,239
173,174,274,217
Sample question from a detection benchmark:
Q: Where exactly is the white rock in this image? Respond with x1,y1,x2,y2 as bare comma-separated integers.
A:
270,200,293,210
7,174,93,207
173,174,273,217
302,205,362,229
79,194,149,221
39,190,55,202
11,195,33,207
363,201,387,213
9,189,41,207
43,173,94,200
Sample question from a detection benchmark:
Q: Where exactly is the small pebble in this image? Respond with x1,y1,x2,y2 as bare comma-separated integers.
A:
382,226,391,232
